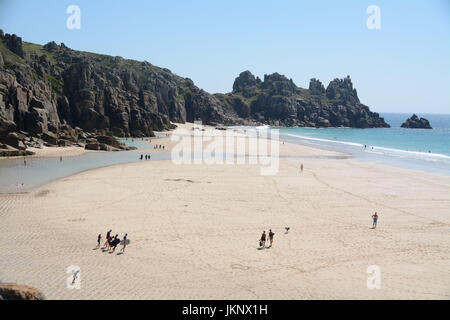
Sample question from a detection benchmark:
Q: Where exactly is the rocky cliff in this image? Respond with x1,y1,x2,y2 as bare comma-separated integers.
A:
0,31,389,155
401,114,432,129
215,71,389,128
0,31,236,154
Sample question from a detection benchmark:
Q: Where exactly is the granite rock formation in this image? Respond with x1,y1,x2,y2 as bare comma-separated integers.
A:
0,31,390,156
0,283,45,300
215,71,389,128
401,114,432,129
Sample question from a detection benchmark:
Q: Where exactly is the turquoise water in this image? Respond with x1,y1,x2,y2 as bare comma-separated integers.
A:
117,137,154,149
278,113,450,174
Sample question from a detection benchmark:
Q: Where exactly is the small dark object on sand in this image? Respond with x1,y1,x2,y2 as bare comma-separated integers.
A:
285,227,290,233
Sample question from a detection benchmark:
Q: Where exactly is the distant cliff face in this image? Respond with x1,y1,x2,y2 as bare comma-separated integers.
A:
401,114,432,129
215,71,390,128
0,32,234,141
0,31,389,153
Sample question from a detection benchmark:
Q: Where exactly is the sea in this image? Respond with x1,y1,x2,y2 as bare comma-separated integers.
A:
277,113,450,175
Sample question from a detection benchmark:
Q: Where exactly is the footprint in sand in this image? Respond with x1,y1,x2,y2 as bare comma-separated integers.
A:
231,264,250,270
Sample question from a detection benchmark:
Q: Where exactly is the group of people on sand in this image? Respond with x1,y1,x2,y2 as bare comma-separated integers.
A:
97,230,128,253
257,213,379,250
259,229,275,249
154,144,165,150
140,154,151,160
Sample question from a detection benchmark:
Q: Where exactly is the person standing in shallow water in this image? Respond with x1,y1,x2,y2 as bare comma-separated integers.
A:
372,212,379,229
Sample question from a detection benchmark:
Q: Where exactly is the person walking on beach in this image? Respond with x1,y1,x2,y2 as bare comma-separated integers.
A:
71,269,80,285
108,234,116,250
60,156,63,162
260,231,266,249
120,233,128,253
298,162,303,173
372,212,379,229
104,229,112,248
97,233,102,248
111,234,120,252
268,229,275,247
108,234,116,251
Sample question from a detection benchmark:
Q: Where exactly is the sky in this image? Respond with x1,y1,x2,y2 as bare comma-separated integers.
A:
0,0,449,114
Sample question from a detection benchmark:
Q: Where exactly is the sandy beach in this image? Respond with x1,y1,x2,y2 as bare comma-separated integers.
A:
0,123,449,299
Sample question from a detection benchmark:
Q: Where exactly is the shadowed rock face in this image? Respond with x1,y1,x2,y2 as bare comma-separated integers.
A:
401,114,432,129
216,71,390,128
0,31,389,154
0,283,45,300
0,31,235,140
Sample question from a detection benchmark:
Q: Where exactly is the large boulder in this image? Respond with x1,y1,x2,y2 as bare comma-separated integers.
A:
0,145,34,157
3,132,26,150
85,142,100,150
41,131,58,145
316,117,331,127
24,107,49,134
0,117,16,139
95,135,122,149
0,283,45,300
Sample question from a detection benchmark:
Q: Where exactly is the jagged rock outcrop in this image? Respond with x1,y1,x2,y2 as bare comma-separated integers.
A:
401,114,432,129
216,71,389,128
0,283,45,300
0,30,390,156
2,33,24,58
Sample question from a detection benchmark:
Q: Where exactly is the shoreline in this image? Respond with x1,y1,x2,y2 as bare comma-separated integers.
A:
1,122,449,195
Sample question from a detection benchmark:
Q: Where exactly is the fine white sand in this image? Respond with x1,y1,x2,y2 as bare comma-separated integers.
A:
0,124,449,299
26,146,91,158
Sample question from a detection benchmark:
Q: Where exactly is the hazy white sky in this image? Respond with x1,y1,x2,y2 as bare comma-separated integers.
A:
1,0,449,113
